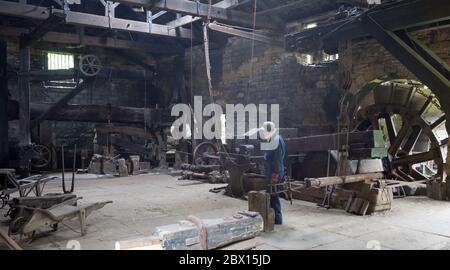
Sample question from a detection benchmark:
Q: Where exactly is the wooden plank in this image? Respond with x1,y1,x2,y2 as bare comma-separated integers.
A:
115,236,163,250
0,229,22,250
30,103,165,126
0,26,183,54
218,237,264,250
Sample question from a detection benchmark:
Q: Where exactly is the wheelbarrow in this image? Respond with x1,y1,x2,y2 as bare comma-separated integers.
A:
9,196,112,239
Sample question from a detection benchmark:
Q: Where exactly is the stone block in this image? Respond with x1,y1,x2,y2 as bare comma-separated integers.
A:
117,158,128,177
129,155,140,175
357,187,393,214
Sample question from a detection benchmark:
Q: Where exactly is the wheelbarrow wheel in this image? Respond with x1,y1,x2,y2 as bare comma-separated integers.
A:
8,216,27,235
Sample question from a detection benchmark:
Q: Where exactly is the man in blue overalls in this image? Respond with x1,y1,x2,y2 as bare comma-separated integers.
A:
260,122,285,225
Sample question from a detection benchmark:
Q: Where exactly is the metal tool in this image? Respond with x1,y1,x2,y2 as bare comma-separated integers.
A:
61,145,75,194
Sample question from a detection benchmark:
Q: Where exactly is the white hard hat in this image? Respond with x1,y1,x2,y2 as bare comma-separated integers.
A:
260,121,277,140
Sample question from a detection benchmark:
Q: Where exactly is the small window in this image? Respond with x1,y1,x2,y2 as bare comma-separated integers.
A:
44,52,77,89
47,52,74,70
324,53,339,61
304,22,317,29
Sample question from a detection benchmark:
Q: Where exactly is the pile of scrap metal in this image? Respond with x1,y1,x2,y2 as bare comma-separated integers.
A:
93,124,168,168
87,154,150,176
178,163,229,184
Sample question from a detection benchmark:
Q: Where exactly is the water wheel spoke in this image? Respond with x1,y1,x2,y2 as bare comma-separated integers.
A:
430,114,446,130
402,126,422,153
388,121,410,155
382,113,397,144
392,148,440,166
393,169,415,182
404,87,415,108
418,96,433,116
410,168,428,180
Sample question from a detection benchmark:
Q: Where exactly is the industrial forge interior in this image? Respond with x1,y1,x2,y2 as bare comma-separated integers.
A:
1,0,450,252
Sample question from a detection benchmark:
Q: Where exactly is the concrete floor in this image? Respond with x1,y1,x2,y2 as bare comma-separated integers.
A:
1,170,450,250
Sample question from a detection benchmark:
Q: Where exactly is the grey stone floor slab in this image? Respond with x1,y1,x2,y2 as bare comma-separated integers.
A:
1,171,450,250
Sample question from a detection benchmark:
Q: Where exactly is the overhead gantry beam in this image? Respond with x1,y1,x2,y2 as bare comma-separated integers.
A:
166,0,239,29
207,22,283,47
0,26,184,54
0,0,195,40
114,0,282,29
285,0,450,53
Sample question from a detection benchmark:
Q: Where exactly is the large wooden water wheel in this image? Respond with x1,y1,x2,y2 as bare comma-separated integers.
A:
349,79,448,181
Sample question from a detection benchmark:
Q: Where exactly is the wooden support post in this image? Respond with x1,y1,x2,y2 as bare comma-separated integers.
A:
0,37,8,167
248,191,274,232
18,35,31,147
446,116,450,183
173,54,187,104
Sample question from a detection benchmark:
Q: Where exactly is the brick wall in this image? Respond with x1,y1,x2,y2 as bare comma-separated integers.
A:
344,29,450,94
185,38,341,137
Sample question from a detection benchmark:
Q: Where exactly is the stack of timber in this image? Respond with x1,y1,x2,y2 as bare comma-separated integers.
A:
116,211,263,250
291,172,394,215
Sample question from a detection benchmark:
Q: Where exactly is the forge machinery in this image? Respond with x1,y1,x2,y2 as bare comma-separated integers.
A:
189,78,448,213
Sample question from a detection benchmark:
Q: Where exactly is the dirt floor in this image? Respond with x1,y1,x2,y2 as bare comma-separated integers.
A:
1,170,450,250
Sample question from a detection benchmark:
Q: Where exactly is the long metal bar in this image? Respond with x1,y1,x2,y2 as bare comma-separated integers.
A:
286,0,450,53
207,22,283,47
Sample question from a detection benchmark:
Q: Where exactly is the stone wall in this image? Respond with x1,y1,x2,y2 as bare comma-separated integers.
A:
185,38,341,137
343,29,450,93
6,37,157,150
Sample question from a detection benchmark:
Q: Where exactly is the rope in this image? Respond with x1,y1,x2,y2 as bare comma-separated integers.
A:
144,69,147,135
245,0,258,104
